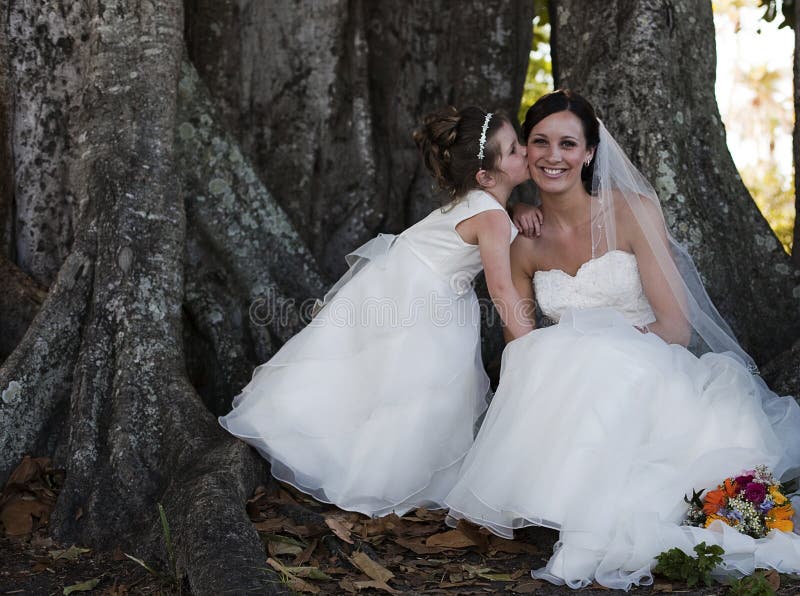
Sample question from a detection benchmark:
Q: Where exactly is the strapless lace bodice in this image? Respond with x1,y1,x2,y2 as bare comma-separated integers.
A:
533,250,655,326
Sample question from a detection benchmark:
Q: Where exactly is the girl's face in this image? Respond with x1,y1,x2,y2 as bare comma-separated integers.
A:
491,120,530,187
526,111,594,196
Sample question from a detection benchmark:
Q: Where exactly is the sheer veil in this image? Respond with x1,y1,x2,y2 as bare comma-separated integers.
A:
590,121,800,479
591,121,755,370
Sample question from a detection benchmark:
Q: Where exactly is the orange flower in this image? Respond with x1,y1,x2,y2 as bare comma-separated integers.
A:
723,478,739,497
703,489,727,515
705,514,731,528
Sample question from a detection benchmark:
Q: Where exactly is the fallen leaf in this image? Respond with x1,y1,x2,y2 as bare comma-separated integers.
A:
347,551,400,593
653,581,673,592
266,557,319,594
254,518,288,533
394,537,450,555
63,577,101,594
106,579,129,596
437,580,481,588
265,534,304,557
455,521,490,551
293,538,318,566
50,545,91,562
360,515,404,537
30,535,55,548
4,456,51,487
489,536,542,555
123,553,163,580
509,580,544,593
410,508,444,522
283,566,331,580
764,569,780,590
349,551,394,583
353,579,401,594
462,563,512,581
1,498,51,536
338,577,358,593
325,516,354,544
426,529,478,549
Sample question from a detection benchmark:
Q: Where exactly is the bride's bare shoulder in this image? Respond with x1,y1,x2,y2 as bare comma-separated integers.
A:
510,233,540,276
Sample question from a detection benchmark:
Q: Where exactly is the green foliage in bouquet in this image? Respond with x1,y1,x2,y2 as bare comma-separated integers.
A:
653,542,724,587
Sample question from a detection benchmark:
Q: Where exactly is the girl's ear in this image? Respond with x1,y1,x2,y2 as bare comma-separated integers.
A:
476,169,496,189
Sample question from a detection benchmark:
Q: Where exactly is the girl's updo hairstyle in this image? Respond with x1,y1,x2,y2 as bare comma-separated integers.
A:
413,106,510,201
522,89,600,192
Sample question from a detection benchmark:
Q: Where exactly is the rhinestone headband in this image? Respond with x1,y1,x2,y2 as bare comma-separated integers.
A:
477,112,493,161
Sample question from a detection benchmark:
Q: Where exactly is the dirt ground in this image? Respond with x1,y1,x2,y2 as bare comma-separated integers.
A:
3,458,800,595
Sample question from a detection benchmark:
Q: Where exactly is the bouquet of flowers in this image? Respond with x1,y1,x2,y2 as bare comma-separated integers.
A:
684,465,794,539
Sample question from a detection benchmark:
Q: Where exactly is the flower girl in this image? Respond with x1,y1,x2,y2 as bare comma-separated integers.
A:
219,106,539,517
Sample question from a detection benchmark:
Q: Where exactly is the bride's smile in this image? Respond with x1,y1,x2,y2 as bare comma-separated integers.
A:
527,110,594,194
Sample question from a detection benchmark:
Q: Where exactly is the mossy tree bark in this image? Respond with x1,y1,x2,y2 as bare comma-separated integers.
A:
0,1,533,593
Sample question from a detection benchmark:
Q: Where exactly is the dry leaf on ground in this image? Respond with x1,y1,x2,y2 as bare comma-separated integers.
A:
426,529,478,549
325,516,354,544
266,557,320,594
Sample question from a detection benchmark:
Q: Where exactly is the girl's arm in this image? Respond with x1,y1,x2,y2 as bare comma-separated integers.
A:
503,236,537,343
510,202,543,238
475,210,534,340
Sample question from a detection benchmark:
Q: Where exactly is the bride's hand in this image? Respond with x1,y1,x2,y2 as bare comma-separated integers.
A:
511,203,543,238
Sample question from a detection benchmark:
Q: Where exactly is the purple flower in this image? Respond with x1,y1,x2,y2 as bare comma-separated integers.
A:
726,509,744,523
735,474,755,487
744,482,767,504
759,498,775,513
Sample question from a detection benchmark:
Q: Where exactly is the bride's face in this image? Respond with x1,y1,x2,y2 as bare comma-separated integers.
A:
526,111,594,196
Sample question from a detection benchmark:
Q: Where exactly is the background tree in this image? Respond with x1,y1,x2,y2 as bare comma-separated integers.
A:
549,0,800,367
0,0,533,593
754,0,800,264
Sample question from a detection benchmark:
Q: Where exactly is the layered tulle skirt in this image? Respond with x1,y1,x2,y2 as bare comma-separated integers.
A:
444,308,800,590
219,234,489,517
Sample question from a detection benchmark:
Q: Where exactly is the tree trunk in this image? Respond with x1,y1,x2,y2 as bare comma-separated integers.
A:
0,255,46,361
551,0,800,364
185,0,533,277
1,0,534,592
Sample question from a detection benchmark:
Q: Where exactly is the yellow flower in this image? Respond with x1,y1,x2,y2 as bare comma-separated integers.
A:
705,514,731,528
766,518,793,532
766,503,794,533
769,485,788,505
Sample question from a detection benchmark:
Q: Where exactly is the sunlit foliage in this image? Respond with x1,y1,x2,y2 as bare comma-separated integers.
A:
518,1,553,123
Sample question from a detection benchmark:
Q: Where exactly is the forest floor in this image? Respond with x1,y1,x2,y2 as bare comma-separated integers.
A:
3,457,800,595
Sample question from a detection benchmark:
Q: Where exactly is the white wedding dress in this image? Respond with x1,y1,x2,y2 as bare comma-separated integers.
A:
219,190,516,517
445,249,800,590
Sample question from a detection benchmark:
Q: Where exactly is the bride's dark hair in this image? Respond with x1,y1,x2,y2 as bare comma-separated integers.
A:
522,89,600,192
413,106,510,202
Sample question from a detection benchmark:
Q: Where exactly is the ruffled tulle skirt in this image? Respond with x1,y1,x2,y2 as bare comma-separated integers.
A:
444,308,800,590
219,234,489,517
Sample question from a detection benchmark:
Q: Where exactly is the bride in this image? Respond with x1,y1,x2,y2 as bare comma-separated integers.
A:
444,89,800,590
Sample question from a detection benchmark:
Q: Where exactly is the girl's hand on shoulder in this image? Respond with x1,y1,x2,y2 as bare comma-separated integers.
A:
511,203,543,238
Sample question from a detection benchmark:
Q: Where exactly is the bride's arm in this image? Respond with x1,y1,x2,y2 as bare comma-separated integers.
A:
624,199,691,346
